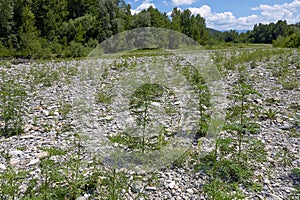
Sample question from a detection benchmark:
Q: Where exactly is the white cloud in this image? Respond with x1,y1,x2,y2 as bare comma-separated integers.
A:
163,0,168,6
188,5,256,30
188,5,211,18
131,2,155,15
187,0,300,30
172,0,195,6
251,0,300,24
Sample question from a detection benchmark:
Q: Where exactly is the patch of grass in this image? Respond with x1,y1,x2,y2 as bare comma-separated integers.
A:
280,77,299,90
263,108,280,120
0,71,27,136
196,66,266,198
121,48,173,58
95,91,112,104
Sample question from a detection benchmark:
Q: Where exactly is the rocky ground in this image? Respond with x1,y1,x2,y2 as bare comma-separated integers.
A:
0,50,299,199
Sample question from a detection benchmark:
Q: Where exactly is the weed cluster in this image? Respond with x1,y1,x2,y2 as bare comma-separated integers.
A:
0,71,27,136
196,66,266,199
270,52,300,90
213,48,288,71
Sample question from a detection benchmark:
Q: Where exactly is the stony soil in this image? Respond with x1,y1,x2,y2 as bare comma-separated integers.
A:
0,50,299,199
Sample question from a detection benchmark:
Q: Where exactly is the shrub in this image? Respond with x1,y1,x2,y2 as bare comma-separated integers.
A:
0,71,27,136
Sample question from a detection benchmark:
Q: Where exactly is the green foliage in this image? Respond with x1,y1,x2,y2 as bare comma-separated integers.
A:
213,48,287,71
282,31,300,48
274,31,300,48
0,71,27,136
251,20,292,44
96,91,112,104
169,8,208,45
203,178,246,200
263,108,279,120
0,162,28,199
196,66,266,198
28,64,60,87
0,0,14,40
1,0,300,58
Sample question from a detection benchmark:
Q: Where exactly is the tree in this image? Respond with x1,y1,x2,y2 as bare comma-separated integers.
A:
0,0,14,44
97,0,128,41
132,11,151,28
223,30,239,43
250,20,291,43
190,14,208,45
147,6,170,28
18,5,41,56
31,0,68,40
170,8,182,32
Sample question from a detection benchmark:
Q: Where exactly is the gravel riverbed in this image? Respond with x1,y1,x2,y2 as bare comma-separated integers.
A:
0,51,299,199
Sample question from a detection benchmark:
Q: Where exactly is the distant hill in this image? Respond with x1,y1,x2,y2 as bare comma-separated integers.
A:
236,30,249,34
207,28,221,35
207,28,250,34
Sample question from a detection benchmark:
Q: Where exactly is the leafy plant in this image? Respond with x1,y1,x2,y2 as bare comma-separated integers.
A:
0,153,28,200
203,178,246,200
0,71,27,136
95,91,112,104
263,108,280,120
197,66,266,198
109,83,176,153
58,100,72,119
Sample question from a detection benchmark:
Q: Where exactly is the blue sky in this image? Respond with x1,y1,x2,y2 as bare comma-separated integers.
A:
126,0,300,30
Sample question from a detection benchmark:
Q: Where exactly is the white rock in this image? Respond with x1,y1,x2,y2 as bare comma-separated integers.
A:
264,178,270,184
27,158,40,166
9,150,24,157
76,197,87,200
42,110,49,116
19,184,28,193
34,151,49,159
151,102,161,107
168,181,176,189
20,134,35,139
186,188,194,194
10,158,20,165
145,186,157,191
0,164,6,170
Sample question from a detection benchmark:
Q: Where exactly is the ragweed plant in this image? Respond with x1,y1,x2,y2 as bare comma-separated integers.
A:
196,66,266,199
0,71,27,136
0,153,27,200
109,83,177,153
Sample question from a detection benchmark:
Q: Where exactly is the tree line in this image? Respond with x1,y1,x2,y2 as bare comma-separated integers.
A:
0,0,299,58
210,20,300,47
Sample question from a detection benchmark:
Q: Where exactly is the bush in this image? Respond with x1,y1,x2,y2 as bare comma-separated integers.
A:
0,72,27,136
64,41,88,58
273,31,300,48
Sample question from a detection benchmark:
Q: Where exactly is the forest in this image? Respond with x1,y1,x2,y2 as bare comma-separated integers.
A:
0,0,300,58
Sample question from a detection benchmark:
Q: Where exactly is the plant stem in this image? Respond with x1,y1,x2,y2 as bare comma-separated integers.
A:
142,101,148,153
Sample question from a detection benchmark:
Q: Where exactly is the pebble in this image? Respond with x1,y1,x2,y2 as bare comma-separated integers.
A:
168,181,176,189
76,197,87,200
0,164,6,170
42,110,49,116
145,186,157,191
27,158,40,166
10,158,20,165
9,150,24,157
34,151,49,159
279,125,292,130
186,188,194,194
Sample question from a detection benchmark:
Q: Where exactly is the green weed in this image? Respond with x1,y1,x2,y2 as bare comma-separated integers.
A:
0,71,27,136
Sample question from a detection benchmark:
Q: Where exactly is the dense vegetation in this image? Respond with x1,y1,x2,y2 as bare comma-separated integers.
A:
0,0,299,58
